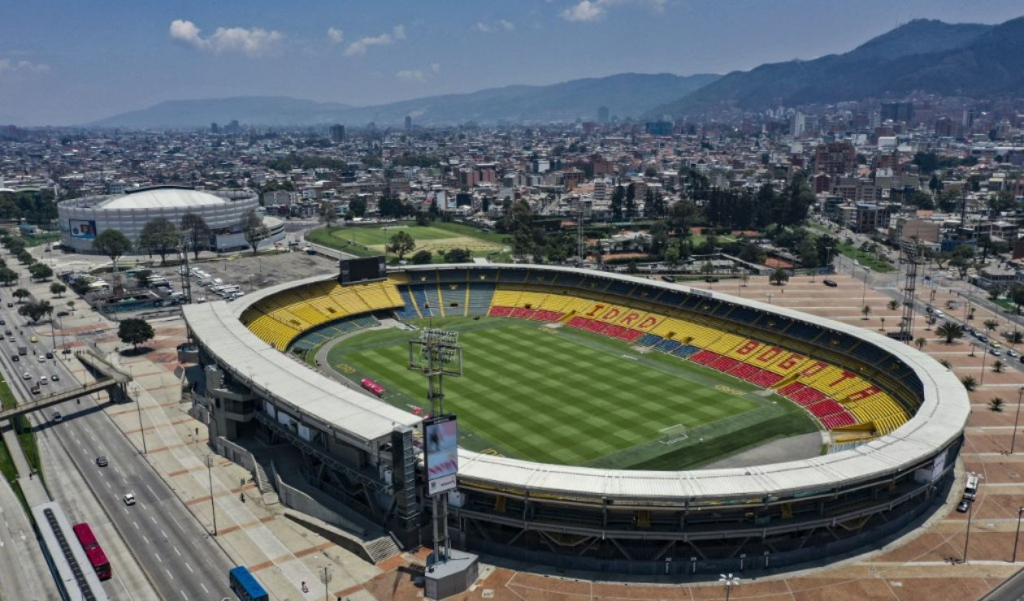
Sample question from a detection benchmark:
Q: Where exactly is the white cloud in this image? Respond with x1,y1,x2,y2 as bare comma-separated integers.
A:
0,58,49,77
397,62,440,83
474,19,516,33
396,69,426,83
169,19,282,56
327,27,344,45
560,0,666,22
560,0,606,22
344,24,405,57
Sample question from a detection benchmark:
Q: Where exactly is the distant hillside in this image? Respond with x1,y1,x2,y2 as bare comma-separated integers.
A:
90,96,354,129
90,72,719,128
645,18,1017,118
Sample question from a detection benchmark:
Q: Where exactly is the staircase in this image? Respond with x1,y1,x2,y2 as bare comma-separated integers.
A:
253,461,279,506
364,535,401,563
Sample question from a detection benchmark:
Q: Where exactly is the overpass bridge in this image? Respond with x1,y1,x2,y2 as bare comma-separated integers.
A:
1,350,133,423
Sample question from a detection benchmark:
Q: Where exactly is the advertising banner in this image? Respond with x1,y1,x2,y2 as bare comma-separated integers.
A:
69,219,98,239
424,415,458,496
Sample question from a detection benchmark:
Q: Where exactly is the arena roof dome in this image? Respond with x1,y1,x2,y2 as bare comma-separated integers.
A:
97,187,229,210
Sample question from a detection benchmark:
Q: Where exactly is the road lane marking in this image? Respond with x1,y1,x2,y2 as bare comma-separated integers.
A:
173,546,180,556
154,552,162,563
200,583,208,594
185,562,193,573
143,535,150,545
133,521,139,529
180,589,188,600
146,485,156,497
150,516,158,525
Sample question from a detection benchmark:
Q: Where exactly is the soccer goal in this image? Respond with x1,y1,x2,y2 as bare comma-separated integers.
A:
659,423,689,445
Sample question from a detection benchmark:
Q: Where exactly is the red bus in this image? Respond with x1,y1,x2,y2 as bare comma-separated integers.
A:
72,523,111,581
360,378,385,397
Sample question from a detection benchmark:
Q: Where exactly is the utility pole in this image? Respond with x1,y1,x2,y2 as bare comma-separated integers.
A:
1012,386,1024,454
134,384,146,454
206,454,218,536
1014,507,1024,563
319,565,332,601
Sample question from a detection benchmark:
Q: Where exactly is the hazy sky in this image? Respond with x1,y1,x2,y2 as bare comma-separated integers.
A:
1,0,1021,125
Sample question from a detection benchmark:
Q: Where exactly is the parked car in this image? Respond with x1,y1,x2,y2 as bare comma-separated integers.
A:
957,498,972,513
823,279,838,287
56,311,69,317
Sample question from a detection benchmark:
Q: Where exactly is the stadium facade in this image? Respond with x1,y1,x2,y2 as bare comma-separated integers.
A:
58,185,284,253
182,264,968,575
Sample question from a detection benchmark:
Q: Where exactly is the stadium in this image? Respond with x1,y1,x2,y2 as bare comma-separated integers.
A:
182,263,969,576
58,185,284,253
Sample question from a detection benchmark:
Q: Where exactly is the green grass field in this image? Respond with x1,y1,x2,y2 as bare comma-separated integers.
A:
307,221,508,260
326,318,819,469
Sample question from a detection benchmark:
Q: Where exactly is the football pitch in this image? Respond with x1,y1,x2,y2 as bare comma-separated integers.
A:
306,221,506,257
326,318,820,470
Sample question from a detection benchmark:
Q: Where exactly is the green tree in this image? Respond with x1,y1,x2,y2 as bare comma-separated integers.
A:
990,397,1005,412
66,300,76,313
984,319,999,334
241,210,268,255
961,375,977,391
0,267,16,286
769,268,790,286
138,217,181,265
12,288,30,304
936,321,965,344
117,318,155,350
318,201,338,228
610,186,624,221
17,300,52,324
444,248,472,263
387,231,416,260
914,337,927,351
92,229,133,277
349,197,367,218
15,249,34,265
861,305,872,320
994,360,1005,373
180,212,212,259
28,263,53,281
410,249,433,265
49,282,66,297
888,299,900,311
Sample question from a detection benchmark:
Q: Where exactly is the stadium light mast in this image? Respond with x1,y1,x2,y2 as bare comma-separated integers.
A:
408,328,464,567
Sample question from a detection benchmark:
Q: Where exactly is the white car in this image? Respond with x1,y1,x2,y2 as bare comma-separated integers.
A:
123,493,136,506
22,372,31,380
39,376,48,385
37,355,46,362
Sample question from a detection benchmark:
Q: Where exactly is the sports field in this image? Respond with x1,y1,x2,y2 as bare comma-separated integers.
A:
306,221,507,258
326,318,820,470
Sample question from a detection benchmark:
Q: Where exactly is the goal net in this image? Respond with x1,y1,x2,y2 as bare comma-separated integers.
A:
658,423,688,445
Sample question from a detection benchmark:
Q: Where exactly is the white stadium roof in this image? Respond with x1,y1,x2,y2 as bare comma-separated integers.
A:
185,264,969,500
98,188,228,210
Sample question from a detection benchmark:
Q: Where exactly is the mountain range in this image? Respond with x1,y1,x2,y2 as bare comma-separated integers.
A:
90,73,719,129
90,15,1024,129
645,17,1024,118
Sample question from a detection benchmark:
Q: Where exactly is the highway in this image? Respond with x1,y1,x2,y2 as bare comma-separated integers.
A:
0,284,234,599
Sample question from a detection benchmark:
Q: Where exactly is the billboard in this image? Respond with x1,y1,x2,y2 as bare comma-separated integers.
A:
424,415,458,496
339,256,386,285
69,219,98,239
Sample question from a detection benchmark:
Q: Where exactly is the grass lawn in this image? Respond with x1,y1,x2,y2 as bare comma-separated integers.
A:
836,242,896,273
307,221,507,260
0,375,42,477
327,318,819,469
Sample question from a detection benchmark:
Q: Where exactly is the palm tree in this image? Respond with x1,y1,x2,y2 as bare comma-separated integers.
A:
961,375,978,391
984,319,999,334
990,397,1005,412
994,360,1006,373
861,305,872,320
940,359,953,370
936,321,965,344
880,317,886,331
888,299,900,311
915,337,927,351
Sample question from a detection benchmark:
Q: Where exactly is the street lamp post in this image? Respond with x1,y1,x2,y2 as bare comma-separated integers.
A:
1011,386,1024,455
206,454,218,536
766,293,773,305
980,345,990,386
860,267,869,309
963,490,975,563
134,385,146,454
1014,507,1024,563
719,573,740,601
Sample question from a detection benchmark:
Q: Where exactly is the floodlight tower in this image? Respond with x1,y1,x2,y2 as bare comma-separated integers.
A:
408,329,464,566
898,238,923,342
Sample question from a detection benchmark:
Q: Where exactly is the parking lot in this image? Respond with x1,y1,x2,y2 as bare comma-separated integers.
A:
145,249,338,301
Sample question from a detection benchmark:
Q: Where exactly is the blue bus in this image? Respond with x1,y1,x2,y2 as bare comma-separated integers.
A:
229,566,269,601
